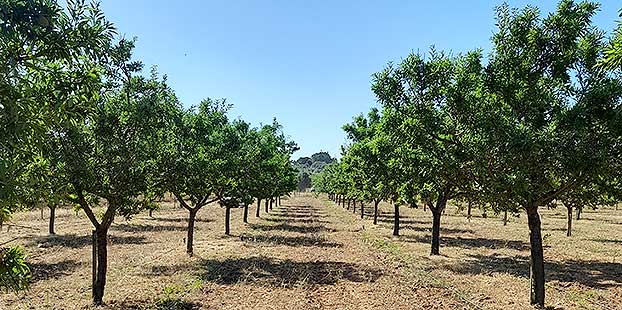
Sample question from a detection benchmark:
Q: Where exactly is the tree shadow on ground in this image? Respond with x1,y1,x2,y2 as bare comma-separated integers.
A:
269,212,322,218
396,225,474,234
148,217,212,223
263,217,330,224
249,223,336,234
282,204,321,209
267,213,329,219
155,299,201,310
112,223,186,232
399,235,529,251
449,253,622,289
31,234,148,249
590,238,622,244
105,299,201,310
280,206,323,212
239,234,342,248
374,217,430,225
29,259,84,283
197,256,382,287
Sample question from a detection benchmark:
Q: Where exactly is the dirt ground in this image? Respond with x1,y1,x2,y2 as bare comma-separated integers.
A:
0,194,620,309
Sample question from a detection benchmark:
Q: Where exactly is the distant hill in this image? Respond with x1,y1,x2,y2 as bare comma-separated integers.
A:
293,151,335,191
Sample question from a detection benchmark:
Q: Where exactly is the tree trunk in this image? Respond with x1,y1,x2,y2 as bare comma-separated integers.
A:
373,200,379,225
353,200,356,214
467,201,472,222
243,204,248,223
40,206,44,220
360,201,364,219
393,203,400,236
269,198,273,210
91,231,96,302
503,210,508,226
576,206,582,220
566,206,572,237
187,209,197,255
527,205,545,307
431,207,442,255
423,203,427,212
225,205,231,235
48,206,56,235
265,199,269,213
256,199,261,217
93,228,108,305
149,209,153,218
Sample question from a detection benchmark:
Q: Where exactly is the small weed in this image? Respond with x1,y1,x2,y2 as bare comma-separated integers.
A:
154,281,202,310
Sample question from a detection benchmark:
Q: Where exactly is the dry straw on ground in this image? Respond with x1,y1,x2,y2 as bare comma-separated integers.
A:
0,194,620,309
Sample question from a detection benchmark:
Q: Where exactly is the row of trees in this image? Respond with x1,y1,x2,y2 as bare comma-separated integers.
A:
313,1,622,307
0,0,298,305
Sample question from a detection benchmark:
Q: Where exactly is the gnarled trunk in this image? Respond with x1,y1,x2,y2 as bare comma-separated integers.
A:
48,206,56,235
576,206,582,220
431,207,442,255
243,204,248,223
360,201,364,219
430,190,449,256
225,205,231,235
187,209,197,255
93,228,108,305
566,206,572,237
527,205,545,307
393,202,400,236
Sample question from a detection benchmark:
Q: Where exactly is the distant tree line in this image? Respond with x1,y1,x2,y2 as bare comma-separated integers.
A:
292,151,335,191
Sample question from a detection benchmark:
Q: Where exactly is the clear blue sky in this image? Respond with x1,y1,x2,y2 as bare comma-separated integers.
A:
99,0,620,158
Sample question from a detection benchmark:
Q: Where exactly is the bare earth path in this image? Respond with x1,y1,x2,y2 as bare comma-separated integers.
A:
196,195,463,310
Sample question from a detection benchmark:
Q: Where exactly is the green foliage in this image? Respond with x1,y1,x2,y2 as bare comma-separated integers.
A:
480,0,622,211
599,10,622,70
371,49,486,209
0,0,116,293
0,246,31,293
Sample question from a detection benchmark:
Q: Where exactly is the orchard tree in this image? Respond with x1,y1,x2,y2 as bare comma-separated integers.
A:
56,67,179,305
0,0,115,293
342,108,392,222
216,119,254,236
159,98,228,254
372,50,484,248
480,1,622,306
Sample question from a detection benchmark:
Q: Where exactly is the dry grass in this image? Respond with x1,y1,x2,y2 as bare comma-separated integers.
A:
339,199,622,310
0,194,620,309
